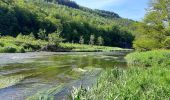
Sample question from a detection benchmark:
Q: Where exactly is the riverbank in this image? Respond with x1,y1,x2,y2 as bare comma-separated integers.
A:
71,50,170,100
0,36,132,53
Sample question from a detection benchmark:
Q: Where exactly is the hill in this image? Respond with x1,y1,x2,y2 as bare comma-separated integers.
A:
0,0,136,48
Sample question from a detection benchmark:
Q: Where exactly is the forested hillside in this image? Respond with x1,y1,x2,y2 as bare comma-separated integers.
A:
0,0,136,48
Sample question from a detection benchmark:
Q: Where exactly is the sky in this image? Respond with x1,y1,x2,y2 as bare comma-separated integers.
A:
72,0,149,21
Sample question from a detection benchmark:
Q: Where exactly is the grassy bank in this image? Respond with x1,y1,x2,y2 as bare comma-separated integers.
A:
60,43,130,52
125,50,170,67
0,36,130,53
71,50,170,100
0,36,47,53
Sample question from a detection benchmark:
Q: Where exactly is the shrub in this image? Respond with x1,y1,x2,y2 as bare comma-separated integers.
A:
163,36,170,49
17,47,25,53
133,37,161,51
0,46,17,53
48,32,63,46
0,42,4,47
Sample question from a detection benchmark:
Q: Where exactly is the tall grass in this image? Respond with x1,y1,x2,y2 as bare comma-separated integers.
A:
71,50,170,100
71,66,170,100
125,50,170,67
60,43,130,52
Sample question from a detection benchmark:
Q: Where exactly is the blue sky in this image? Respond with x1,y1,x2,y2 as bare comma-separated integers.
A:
72,0,149,21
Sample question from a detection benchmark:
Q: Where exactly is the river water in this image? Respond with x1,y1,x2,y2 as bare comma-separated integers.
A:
0,52,127,100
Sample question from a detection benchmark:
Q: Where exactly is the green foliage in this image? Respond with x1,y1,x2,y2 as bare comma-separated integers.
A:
125,50,170,67
0,46,17,53
89,35,95,45
0,35,47,53
48,31,63,46
60,43,129,52
79,36,84,45
163,36,170,49
0,0,135,48
133,37,161,51
97,36,104,46
134,0,170,50
71,50,170,99
38,29,47,40
71,65,170,100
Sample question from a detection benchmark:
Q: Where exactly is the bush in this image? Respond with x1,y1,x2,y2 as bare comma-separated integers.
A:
133,37,161,51
48,32,63,46
0,46,17,53
125,50,170,67
163,37,170,49
0,42,4,47
0,36,48,53
17,47,25,53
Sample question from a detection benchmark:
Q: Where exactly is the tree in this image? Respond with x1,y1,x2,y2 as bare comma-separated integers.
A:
38,29,47,40
48,31,63,46
89,35,95,45
0,0,135,48
79,36,84,45
29,32,35,40
97,36,104,46
133,0,170,50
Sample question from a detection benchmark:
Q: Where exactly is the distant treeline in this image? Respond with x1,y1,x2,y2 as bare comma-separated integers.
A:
0,0,136,48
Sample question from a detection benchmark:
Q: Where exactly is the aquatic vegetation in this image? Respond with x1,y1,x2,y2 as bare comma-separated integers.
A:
0,75,24,89
0,74,36,89
26,84,64,100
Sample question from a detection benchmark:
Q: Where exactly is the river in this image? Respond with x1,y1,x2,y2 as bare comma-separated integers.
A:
0,52,128,100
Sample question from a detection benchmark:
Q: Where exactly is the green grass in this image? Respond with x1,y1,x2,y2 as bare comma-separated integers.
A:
71,67,170,100
0,36,47,53
125,50,170,67
60,43,131,52
0,36,131,53
71,50,170,100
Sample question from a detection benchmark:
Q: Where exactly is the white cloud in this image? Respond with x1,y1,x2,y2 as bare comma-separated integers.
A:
73,0,126,9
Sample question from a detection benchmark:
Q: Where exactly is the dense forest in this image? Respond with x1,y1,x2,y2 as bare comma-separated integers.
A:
0,0,136,48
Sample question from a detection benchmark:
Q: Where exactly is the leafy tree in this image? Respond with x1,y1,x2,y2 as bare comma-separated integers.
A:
79,36,84,45
89,35,95,45
97,36,104,46
38,29,47,40
133,0,170,50
48,31,63,46
29,32,35,39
